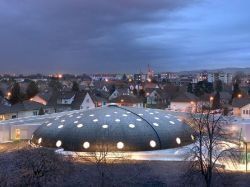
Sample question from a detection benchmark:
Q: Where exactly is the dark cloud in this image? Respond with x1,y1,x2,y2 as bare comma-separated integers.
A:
0,0,249,74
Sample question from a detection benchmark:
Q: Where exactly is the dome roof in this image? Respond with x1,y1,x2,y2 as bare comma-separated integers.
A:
31,105,195,152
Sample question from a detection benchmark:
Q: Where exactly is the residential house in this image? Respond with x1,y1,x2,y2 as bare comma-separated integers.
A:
109,88,131,100
0,100,54,120
170,92,198,112
31,90,54,105
48,91,108,112
146,89,169,108
232,97,250,118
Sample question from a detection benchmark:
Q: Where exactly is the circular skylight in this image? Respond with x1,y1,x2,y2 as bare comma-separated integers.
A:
38,138,42,144
117,142,124,149
58,125,64,129
56,140,62,147
176,137,181,145
102,124,108,129
129,124,135,128
149,140,156,148
83,142,90,149
77,124,83,128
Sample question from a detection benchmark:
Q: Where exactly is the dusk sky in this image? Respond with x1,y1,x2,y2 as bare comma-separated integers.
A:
0,0,249,74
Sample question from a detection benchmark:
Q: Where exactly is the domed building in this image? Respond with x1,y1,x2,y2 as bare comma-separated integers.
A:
31,105,195,152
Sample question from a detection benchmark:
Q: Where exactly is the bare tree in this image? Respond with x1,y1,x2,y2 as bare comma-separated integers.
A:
185,106,240,187
15,147,67,187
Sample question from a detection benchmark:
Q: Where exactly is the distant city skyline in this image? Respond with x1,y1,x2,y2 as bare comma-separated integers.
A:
0,0,250,74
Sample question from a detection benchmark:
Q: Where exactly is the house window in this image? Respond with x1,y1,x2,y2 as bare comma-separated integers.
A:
33,111,38,116
15,129,21,140
243,110,246,114
12,115,17,119
246,110,249,115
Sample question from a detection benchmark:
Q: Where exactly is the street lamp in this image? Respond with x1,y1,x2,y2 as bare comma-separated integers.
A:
58,74,63,79
238,94,242,98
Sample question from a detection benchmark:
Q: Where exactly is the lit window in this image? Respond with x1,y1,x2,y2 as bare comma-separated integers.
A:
74,121,78,124
136,118,142,121
114,111,118,114
176,137,181,144
77,116,81,119
77,124,83,128
149,113,154,115
56,140,62,147
169,121,175,125
38,138,42,144
89,114,94,117
58,125,64,129
153,123,159,127
177,119,182,122
115,119,120,122
149,140,156,148
126,111,131,114
15,129,20,140
117,142,124,149
154,117,159,120
102,124,108,128
83,142,90,149
129,124,135,128
122,114,128,117
138,114,143,116
61,120,65,122
105,114,111,117
93,119,98,122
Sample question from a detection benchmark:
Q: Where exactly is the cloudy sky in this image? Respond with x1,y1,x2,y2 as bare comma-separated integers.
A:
0,0,249,74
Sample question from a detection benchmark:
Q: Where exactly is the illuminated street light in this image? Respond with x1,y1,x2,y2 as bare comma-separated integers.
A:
210,96,214,101
238,94,242,98
58,74,63,79
7,92,11,97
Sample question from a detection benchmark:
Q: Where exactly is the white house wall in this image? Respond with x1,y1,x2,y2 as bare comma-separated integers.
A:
170,102,193,112
80,93,95,110
17,110,39,118
241,104,250,119
0,125,11,142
